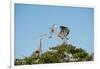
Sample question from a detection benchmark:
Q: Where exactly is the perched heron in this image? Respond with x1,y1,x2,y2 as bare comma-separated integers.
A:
50,24,57,33
49,24,57,38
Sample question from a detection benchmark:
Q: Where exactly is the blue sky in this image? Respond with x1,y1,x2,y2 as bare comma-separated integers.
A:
14,4,94,58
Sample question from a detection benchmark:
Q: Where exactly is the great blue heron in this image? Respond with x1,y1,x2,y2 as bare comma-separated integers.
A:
49,24,57,38
50,24,57,33
58,26,70,40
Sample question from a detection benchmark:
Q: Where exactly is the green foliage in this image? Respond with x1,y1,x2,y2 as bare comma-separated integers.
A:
40,51,59,63
15,43,93,65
